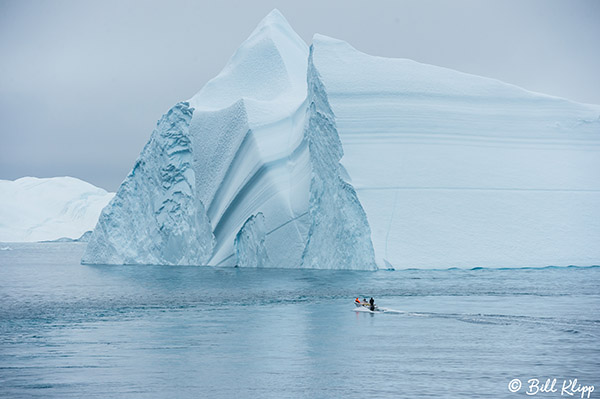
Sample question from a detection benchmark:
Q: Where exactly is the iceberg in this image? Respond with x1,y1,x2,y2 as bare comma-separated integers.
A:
82,10,600,269
84,10,374,269
0,177,114,242
309,34,600,269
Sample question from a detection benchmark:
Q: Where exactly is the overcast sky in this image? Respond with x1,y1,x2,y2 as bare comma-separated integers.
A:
1,0,599,191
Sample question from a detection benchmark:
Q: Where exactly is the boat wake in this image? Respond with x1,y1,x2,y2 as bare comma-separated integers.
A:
353,307,405,314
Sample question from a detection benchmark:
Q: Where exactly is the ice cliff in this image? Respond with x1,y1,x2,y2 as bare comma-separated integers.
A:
0,177,114,242
83,10,600,269
309,34,600,268
301,47,376,270
82,103,213,265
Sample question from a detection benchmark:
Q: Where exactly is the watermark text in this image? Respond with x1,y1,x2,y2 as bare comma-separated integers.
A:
508,378,594,398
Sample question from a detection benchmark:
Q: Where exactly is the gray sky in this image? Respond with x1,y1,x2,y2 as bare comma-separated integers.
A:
1,0,599,191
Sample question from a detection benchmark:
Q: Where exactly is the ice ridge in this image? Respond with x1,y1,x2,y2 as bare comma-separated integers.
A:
300,46,377,270
82,102,214,265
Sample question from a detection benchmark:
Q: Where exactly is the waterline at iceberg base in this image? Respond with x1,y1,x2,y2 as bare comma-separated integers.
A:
82,9,600,270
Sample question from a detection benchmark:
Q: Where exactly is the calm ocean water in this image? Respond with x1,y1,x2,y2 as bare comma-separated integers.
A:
0,242,598,398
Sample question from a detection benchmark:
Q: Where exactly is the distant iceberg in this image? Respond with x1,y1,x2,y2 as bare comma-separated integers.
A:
0,177,114,242
40,230,93,243
82,10,600,269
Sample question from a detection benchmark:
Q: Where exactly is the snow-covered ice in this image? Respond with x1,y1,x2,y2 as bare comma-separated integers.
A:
0,177,114,242
82,9,600,269
309,35,600,268
186,10,312,267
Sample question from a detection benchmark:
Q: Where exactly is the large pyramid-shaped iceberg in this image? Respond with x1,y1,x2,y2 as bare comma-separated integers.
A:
83,10,376,269
83,10,600,269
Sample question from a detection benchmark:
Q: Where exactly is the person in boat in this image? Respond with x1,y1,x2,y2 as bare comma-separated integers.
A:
369,297,375,311
355,297,361,305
